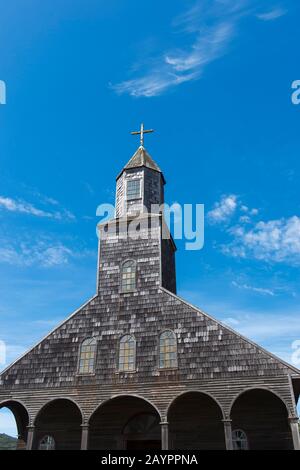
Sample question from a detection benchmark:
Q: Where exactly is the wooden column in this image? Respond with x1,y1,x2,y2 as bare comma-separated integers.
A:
160,421,169,450
289,417,300,450
26,426,35,450
81,424,89,450
15,433,26,450
222,419,233,450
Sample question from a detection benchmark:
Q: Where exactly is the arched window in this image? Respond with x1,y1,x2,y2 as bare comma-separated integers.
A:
232,429,249,450
119,335,136,372
121,260,136,292
123,413,160,437
159,330,177,368
39,435,55,450
78,337,97,374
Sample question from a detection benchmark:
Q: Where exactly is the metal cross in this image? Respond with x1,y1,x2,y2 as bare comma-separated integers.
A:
131,123,154,147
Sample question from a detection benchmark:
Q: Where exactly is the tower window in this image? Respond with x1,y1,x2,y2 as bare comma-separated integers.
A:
127,179,141,200
159,330,177,368
232,429,249,450
119,335,136,372
121,260,136,292
78,337,97,374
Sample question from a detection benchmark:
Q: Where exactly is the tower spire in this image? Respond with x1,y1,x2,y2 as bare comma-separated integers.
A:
131,123,154,147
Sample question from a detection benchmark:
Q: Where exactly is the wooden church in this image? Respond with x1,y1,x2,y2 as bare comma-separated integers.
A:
1,126,300,450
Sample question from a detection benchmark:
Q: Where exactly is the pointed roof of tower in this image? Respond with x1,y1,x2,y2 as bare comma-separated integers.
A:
117,146,165,183
125,146,162,172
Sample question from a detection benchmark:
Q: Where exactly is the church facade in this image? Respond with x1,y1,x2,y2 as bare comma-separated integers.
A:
1,140,300,450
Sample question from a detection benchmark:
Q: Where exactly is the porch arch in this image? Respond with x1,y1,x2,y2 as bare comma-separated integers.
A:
228,386,291,417
33,398,83,450
88,394,162,450
167,391,226,450
0,400,29,449
230,388,293,450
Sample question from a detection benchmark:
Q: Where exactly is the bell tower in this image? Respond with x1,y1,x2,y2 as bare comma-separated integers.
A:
115,122,165,218
97,125,176,296
115,145,165,218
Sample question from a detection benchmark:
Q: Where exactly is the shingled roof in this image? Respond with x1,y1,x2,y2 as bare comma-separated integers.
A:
116,146,165,182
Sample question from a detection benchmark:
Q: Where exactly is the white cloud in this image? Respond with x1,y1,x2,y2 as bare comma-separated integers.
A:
235,313,300,342
111,1,287,97
223,216,300,265
240,205,258,216
0,221,96,269
232,280,275,296
291,340,300,367
165,22,233,73
0,241,74,268
42,196,60,206
0,196,75,221
187,293,300,342
112,1,244,97
5,344,27,365
206,194,300,267
0,196,54,218
0,247,20,266
239,215,251,223
257,8,287,21
207,194,238,224
222,316,240,326
112,70,199,98
39,245,73,267
27,189,60,207
82,181,95,196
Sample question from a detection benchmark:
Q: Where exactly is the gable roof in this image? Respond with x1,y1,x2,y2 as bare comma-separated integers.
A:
0,287,300,388
159,286,300,376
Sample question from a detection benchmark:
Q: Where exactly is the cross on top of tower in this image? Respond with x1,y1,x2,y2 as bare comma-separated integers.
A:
131,123,154,147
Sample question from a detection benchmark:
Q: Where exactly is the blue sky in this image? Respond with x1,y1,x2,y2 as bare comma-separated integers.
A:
0,0,300,435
